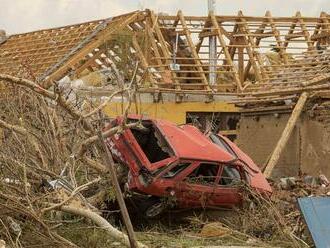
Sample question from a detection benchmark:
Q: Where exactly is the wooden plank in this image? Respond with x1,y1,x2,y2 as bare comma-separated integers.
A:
265,11,289,64
149,11,182,92
296,11,314,50
244,14,267,80
74,49,107,77
43,12,143,87
178,10,211,91
132,35,158,87
210,12,243,91
98,131,138,248
238,39,244,83
283,12,298,49
237,11,263,83
145,18,163,68
263,92,308,178
219,130,238,135
158,14,325,23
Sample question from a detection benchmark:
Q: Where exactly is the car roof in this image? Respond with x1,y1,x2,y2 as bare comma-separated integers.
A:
153,119,236,163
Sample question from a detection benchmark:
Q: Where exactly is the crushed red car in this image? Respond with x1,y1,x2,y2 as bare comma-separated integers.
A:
105,115,272,217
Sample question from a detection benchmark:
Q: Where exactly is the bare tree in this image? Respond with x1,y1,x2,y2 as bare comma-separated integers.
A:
0,73,146,248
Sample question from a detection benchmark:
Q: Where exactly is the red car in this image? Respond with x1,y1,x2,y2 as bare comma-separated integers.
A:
106,115,272,217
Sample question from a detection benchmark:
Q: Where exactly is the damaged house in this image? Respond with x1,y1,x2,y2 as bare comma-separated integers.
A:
1,9,330,180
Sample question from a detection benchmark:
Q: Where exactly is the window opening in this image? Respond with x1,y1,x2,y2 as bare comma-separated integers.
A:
162,163,190,178
219,165,241,186
131,121,171,163
185,163,218,185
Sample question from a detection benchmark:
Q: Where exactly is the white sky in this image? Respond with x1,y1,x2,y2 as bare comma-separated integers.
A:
0,0,329,34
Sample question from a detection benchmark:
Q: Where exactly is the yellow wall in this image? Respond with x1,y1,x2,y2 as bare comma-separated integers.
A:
104,101,238,124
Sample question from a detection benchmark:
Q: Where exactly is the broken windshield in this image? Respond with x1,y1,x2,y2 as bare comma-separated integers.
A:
209,133,236,157
131,121,172,163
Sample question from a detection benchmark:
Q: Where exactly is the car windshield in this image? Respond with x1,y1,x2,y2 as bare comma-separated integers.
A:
131,121,172,163
209,133,236,156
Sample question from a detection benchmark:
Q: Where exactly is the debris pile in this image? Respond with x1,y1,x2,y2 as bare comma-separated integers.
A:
0,77,329,248
0,74,146,248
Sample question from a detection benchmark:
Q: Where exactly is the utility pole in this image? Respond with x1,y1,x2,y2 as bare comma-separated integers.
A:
208,0,217,86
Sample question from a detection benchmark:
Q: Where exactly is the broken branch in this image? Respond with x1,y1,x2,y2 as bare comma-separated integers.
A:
59,205,148,248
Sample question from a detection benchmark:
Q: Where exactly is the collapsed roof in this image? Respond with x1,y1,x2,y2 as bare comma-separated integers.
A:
0,9,330,101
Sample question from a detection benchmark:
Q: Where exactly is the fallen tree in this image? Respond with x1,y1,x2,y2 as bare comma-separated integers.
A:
0,73,146,247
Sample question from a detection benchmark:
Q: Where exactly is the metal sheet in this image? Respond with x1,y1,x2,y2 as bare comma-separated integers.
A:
298,197,330,248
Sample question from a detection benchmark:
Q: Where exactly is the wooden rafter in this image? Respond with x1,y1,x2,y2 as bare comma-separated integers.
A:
283,12,299,49
210,12,242,91
177,10,211,91
132,35,158,87
1,9,330,96
43,12,144,87
296,12,314,51
149,11,182,92
265,11,288,64
237,11,263,83
243,17,267,81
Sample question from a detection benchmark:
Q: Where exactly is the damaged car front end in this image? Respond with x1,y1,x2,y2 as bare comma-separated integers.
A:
105,116,272,217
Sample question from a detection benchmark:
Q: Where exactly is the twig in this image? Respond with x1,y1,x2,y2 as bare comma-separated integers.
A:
41,177,101,214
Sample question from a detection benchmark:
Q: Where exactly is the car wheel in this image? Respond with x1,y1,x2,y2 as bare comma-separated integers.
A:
145,201,166,218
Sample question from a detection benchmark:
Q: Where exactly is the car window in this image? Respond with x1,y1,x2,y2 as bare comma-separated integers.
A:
162,163,190,178
131,122,172,163
219,165,242,186
185,163,219,185
209,134,236,156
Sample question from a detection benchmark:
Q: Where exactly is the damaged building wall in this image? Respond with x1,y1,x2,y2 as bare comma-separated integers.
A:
300,115,330,177
236,113,300,178
103,94,237,124
237,111,330,178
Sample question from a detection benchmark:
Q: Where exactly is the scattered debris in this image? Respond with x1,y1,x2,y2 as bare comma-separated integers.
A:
199,222,231,238
279,177,297,190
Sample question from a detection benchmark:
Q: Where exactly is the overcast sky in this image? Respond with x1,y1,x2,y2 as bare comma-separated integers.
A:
1,0,329,35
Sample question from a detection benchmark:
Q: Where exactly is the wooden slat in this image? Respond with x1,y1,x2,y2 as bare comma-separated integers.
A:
178,10,211,91
210,12,243,91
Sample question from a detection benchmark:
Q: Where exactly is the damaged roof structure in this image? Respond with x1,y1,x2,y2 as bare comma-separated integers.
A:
1,9,330,178
1,10,330,94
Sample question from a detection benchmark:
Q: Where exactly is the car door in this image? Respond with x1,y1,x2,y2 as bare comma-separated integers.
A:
209,164,244,207
173,162,220,208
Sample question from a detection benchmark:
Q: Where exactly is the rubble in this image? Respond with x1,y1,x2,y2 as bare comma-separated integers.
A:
279,177,297,189
199,223,231,238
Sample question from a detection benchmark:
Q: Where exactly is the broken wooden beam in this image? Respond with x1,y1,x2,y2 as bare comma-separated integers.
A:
263,92,308,178
98,131,138,248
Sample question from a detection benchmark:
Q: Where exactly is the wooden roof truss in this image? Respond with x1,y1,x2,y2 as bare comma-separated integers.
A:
1,10,330,97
